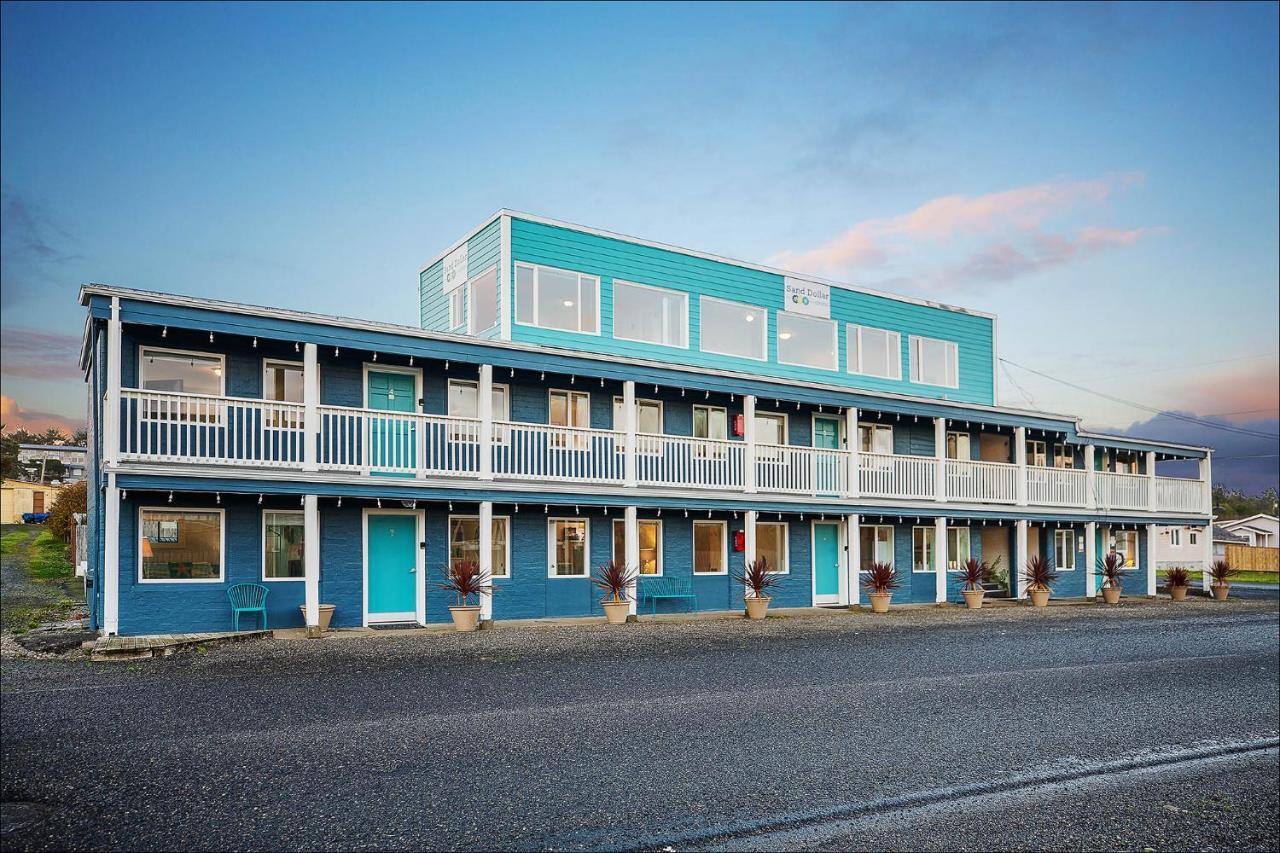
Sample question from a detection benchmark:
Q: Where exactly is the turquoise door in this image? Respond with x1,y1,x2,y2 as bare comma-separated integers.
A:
813,416,841,495
814,523,841,602
367,513,418,621
367,370,418,475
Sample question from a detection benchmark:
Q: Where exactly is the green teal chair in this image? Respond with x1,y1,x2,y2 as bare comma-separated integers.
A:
227,583,269,631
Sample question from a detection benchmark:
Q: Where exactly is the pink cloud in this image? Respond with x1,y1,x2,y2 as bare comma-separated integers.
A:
938,226,1166,286
0,395,84,435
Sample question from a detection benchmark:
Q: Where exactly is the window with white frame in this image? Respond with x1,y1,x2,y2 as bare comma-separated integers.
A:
848,325,902,380
262,359,304,429
859,525,894,570
515,263,599,334
548,518,589,577
140,508,223,582
1189,529,1199,546
946,527,971,570
140,348,225,421
693,521,727,574
777,313,838,371
859,423,894,455
448,379,510,441
449,515,510,578
1052,443,1075,469
1027,439,1048,467
946,431,971,460
613,280,688,348
1114,451,1139,474
1169,528,1182,547
699,296,766,361
913,526,936,572
756,522,788,573
612,519,662,575
469,267,498,334
909,335,959,388
612,396,663,454
1112,530,1138,568
1055,529,1076,570
448,286,465,330
263,510,305,580
754,412,787,462
549,389,591,449
693,405,728,459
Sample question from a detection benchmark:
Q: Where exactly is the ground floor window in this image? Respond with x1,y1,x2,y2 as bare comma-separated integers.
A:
946,527,971,571
449,516,510,578
1189,529,1199,546
693,521,727,574
913,526,935,572
1055,529,1076,570
756,522,788,573
859,525,894,570
140,508,223,582
1169,528,1182,547
612,519,662,575
1112,530,1138,568
263,510,304,580
548,518,588,577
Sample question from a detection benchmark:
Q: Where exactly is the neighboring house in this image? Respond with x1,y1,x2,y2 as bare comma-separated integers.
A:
1217,514,1279,548
17,444,89,482
1212,524,1250,559
1154,524,1212,566
1,479,62,524
79,210,1215,637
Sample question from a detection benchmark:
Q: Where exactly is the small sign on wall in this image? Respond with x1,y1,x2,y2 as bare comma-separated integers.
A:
442,243,469,293
783,277,831,319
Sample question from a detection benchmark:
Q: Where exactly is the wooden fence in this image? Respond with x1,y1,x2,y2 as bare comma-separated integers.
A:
1225,544,1280,572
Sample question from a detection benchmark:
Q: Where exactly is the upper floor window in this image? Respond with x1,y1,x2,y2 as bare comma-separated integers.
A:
777,313,837,371
909,335,959,388
448,287,465,330
848,325,902,380
693,405,727,441
1027,439,1048,467
859,423,893,455
1114,451,1139,474
945,431,971,460
263,360,303,403
755,412,787,447
1053,443,1075,469
515,263,599,334
699,296,766,361
612,397,662,433
448,379,510,422
613,281,688,348
469,267,498,334
550,389,591,449
140,347,224,397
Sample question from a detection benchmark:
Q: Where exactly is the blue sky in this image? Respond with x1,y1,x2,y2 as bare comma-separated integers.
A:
2,2,1277,490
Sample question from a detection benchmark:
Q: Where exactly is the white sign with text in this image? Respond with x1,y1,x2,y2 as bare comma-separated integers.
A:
442,243,469,293
783,277,831,318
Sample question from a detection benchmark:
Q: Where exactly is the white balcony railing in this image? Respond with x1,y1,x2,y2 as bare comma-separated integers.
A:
114,389,1208,513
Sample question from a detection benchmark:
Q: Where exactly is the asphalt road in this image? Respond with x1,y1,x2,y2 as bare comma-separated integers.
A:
2,599,1277,852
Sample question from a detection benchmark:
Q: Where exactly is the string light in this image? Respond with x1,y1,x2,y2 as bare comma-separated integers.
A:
162,326,168,338
216,492,221,504
168,491,174,503
252,338,258,348
209,333,214,342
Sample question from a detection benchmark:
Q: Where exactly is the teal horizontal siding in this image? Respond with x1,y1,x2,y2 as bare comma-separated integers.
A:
508,217,995,405
419,217,502,337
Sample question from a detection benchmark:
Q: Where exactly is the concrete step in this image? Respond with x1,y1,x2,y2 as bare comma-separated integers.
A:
91,630,270,661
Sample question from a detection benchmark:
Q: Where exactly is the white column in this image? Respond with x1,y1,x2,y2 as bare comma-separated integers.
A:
934,417,947,503
1145,451,1157,512
1199,451,1213,515
1015,519,1029,598
304,494,320,634
934,515,948,603
744,509,758,573
744,395,757,494
846,513,860,607
103,297,122,467
1201,522,1213,592
1014,426,1028,506
478,364,494,481
624,505,639,615
1084,445,1097,510
623,380,637,488
303,343,318,472
103,472,120,635
1145,523,1157,597
499,213,513,341
1084,521,1097,598
845,406,860,499
479,501,494,621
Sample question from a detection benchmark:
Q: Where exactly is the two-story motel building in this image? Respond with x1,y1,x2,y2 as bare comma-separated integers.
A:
80,211,1215,635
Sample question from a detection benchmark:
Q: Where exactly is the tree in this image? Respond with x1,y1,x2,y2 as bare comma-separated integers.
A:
1212,485,1279,519
47,480,87,541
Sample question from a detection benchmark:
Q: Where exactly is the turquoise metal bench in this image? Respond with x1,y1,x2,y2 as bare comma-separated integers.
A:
642,577,697,615
227,583,269,631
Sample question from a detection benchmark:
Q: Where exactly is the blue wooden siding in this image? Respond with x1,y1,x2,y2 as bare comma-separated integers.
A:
420,217,502,337
506,217,995,405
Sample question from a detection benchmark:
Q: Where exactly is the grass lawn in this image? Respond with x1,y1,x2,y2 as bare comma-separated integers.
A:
0,525,84,633
1157,567,1279,585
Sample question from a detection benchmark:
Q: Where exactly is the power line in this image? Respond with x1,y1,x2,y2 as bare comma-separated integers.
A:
999,358,1280,441
999,361,1037,408
1088,351,1278,383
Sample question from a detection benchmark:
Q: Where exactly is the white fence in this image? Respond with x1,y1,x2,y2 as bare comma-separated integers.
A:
859,452,936,500
946,459,1019,504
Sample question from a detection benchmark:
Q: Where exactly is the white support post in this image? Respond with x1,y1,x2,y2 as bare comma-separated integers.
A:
1084,521,1097,598
478,364,494,481
1084,444,1097,510
845,407,860,499
934,417,947,503
623,380,637,489
479,501,494,621
744,395,757,494
1145,451,1157,513
1201,522,1213,592
846,513,860,607
1014,426,1028,506
744,510,758,573
624,505,639,616
104,297,122,467
304,494,321,635
303,343,318,472
1145,523,1157,597
1015,519,1029,599
934,515,948,603
1199,451,1213,515
103,472,120,636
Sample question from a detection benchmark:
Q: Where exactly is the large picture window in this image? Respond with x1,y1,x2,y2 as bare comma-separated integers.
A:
756,522,788,573
449,515,510,578
263,510,304,580
777,313,838,371
693,521,727,574
848,325,902,380
909,335,959,388
699,296,766,361
468,267,499,334
613,281,688,348
140,508,223,582
515,263,599,334
859,525,894,570
612,519,662,575
140,348,225,397
548,519,589,577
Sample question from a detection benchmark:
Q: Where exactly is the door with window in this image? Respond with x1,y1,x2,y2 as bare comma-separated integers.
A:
813,416,842,495
366,370,419,475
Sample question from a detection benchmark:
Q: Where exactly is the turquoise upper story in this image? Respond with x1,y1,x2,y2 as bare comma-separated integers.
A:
420,211,997,406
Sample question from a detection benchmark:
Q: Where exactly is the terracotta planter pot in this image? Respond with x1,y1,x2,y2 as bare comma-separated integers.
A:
602,600,630,624
448,605,481,633
1169,585,1188,601
1212,583,1230,601
868,592,892,613
962,588,985,610
744,596,771,620
298,604,336,631
1029,588,1051,608
1101,586,1122,605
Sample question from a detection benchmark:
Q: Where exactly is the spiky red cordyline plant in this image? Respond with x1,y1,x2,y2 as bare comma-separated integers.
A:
957,557,994,592
437,560,495,607
1021,555,1059,592
731,556,786,599
1210,560,1236,585
590,559,638,603
862,561,900,595
1095,552,1130,590
1164,566,1192,588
